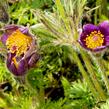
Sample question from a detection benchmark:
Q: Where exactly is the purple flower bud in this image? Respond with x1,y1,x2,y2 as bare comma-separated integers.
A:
78,21,109,52
1,25,39,76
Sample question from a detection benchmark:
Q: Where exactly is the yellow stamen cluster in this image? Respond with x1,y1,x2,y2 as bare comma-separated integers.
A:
6,29,32,56
84,31,104,49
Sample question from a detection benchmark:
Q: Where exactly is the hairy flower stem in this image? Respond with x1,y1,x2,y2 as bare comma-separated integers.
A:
92,56,109,93
80,49,106,101
72,49,100,101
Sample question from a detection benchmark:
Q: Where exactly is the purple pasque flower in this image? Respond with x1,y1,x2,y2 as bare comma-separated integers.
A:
79,21,109,52
1,25,39,76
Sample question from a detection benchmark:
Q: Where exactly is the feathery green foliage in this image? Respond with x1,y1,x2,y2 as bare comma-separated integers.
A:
62,77,95,109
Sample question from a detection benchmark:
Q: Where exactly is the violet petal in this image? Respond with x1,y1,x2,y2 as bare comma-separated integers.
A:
4,25,18,30
92,46,106,52
6,53,16,67
1,33,9,44
1,25,18,44
104,35,109,46
19,27,32,37
83,24,99,34
28,53,39,68
17,59,28,76
8,63,18,76
99,21,109,36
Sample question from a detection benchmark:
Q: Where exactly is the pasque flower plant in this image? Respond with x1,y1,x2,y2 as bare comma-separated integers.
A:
1,25,39,76
79,21,109,51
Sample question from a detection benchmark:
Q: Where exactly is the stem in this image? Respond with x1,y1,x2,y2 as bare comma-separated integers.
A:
91,55,109,93
72,50,99,101
80,49,106,101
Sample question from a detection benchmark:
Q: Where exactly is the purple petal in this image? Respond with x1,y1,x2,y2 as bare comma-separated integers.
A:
78,32,88,49
4,25,32,37
19,27,32,37
17,59,28,76
1,25,18,44
6,53,28,76
28,53,39,68
104,35,109,46
6,56,18,76
1,25,32,44
1,33,9,44
92,46,106,52
99,21,109,36
4,25,18,31
7,54,12,67
6,53,16,67
8,60,27,76
8,63,18,76
23,41,36,59
20,27,28,34
83,24,99,34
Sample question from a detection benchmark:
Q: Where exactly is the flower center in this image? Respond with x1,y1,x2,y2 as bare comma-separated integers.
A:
6,29,32,56
84,31,104,49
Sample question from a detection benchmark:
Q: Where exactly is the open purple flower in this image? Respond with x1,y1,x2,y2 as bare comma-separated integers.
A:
1,25,39,76
78,21,109,51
